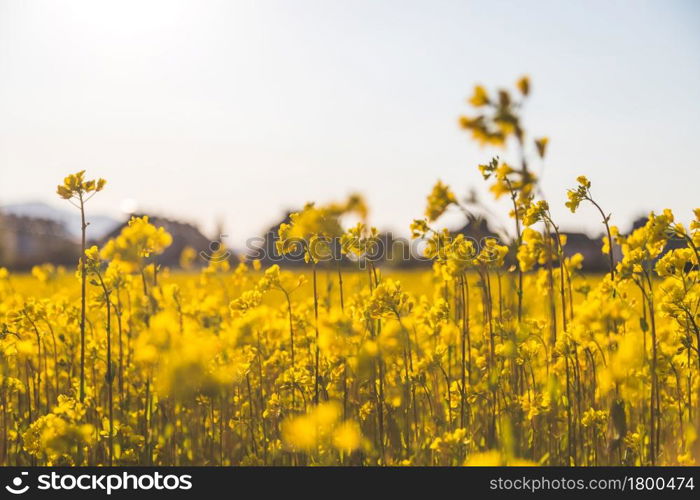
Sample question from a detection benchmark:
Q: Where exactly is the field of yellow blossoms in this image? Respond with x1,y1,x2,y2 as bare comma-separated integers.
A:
1,78,698,466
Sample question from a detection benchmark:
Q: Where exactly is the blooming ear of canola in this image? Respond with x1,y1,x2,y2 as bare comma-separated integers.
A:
1,77,699,466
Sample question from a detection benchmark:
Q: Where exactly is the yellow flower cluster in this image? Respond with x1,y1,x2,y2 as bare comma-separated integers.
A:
101,216,173,266
56,170,106,200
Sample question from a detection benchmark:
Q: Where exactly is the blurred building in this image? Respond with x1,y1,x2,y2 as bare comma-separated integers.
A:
0,212,79,270
0,210,224,271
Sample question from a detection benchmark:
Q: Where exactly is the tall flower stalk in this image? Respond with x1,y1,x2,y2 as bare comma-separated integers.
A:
57,171,106,402
83,246,114,465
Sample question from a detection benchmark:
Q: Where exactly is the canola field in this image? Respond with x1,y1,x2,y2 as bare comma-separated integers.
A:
0,77,698,466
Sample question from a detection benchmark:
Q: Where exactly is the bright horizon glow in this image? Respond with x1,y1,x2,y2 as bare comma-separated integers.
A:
1,0,699,247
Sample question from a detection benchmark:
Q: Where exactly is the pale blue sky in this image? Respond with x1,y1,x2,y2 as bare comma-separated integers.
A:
1,0,698,246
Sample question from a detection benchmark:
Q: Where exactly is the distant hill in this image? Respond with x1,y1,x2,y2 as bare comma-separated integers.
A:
1,201,121,240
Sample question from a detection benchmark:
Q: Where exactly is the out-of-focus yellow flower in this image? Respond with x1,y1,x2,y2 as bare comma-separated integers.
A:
468,85,490,107
101,216,172,268
425,180,456,222
535,137,548,158
179,246,197,270
23,396,94,465
516,75,530,96
332,421,362,452
282,402,363,453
